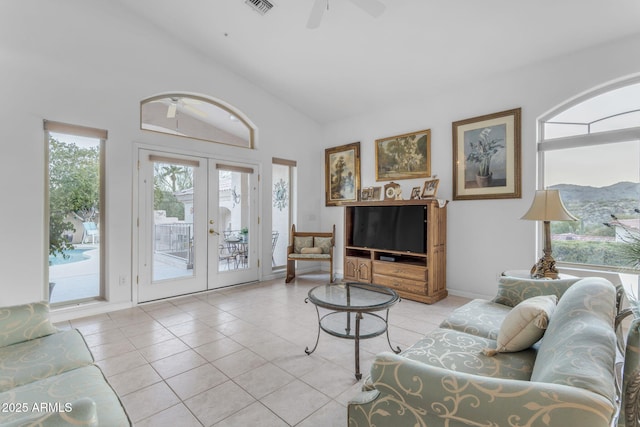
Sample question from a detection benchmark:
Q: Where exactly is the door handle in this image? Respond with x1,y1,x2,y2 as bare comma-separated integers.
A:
209,229,219,235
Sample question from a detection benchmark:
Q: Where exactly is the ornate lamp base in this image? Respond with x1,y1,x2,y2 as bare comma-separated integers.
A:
530,255,558,279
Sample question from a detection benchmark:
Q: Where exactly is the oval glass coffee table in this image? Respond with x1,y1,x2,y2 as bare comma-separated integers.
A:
305,282,401,379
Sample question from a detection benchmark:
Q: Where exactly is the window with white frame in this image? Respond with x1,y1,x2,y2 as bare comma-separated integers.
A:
538,79,640,271
45,120,105,304
271,158,296,270
140,94,254,148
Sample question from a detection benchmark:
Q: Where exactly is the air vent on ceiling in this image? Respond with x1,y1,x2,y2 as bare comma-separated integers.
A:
245,0,274,15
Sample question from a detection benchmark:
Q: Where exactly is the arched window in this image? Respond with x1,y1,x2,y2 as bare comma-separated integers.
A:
141,94,254,148
538,78,640,272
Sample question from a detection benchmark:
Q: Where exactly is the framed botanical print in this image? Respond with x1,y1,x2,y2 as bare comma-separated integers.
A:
452,108,522,200
375,129,431,181
325,142,360,206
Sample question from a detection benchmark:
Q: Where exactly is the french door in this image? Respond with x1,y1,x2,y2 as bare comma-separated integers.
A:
137,149,258,302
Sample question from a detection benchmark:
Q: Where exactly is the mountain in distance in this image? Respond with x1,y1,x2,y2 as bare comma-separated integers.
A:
550,181,640,203
548,181,639,227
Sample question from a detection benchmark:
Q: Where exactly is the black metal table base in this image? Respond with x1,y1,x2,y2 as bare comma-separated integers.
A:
304,299,401,380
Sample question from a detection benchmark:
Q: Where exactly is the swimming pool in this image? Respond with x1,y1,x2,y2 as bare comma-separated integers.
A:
49,248,91,266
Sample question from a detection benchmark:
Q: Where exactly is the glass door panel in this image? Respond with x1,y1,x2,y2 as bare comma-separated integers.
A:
152,161,196,281
272,162,292,269
138,151,207,302
210,162,258,288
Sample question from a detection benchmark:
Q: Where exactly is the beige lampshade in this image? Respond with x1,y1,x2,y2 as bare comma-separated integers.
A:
521,190,577,221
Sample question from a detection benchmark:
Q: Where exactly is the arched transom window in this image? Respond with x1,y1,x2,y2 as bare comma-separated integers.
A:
141,94,254,148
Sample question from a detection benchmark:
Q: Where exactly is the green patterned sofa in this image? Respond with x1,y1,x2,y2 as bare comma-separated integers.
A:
349,276,640,427
0,302,131,426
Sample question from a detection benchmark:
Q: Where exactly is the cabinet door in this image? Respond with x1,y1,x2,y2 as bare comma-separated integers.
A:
357,259,372,282
344,257,359,281
345,257,371,283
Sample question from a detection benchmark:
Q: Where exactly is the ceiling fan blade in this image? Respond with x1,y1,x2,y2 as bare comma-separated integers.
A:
167,102,177,119
307,0,327,29
184,104,207,118
348,0,385,18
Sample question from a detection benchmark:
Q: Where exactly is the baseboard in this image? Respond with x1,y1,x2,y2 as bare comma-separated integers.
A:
446,288,493,301
50,300,134,323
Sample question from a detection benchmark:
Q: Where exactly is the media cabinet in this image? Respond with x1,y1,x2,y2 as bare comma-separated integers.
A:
343,199,447,304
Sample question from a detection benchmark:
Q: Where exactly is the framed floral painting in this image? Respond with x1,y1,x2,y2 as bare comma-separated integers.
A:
325,142,360,206
452,108,521,200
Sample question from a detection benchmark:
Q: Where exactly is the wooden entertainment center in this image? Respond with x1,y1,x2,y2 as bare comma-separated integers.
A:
343,199,447,304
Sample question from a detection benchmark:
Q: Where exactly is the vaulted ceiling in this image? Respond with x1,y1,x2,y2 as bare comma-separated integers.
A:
115,0,640,123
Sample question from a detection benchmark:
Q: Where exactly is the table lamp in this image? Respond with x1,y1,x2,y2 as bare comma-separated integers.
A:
521,189,577,279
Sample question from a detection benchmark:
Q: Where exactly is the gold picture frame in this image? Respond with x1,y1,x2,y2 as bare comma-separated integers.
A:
325,142,361,206
375,129,431,181
421,178,440,198
452,108,521,200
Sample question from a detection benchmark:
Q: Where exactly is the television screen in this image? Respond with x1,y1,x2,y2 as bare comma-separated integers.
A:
352,205,426,253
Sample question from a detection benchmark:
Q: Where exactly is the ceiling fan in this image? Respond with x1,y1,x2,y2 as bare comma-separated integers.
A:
307,0,386,29
166,97,207,119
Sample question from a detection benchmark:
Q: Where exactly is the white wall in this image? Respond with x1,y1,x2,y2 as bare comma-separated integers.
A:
321,34,640,299
0,1,323,310
2,1,639,311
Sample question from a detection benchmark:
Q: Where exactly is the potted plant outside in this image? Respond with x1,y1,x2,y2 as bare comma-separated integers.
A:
605,211,640,314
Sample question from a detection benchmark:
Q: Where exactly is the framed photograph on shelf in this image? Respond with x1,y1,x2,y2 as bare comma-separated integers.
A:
452,108,521,200
371,186,382,200
410,187,421,199
360,187,372,201
421,177,440,198
375,129,431,181
325,142,360,206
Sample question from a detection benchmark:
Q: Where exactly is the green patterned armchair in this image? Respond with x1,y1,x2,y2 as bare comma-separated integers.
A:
349,277,635,427
0,302,131,426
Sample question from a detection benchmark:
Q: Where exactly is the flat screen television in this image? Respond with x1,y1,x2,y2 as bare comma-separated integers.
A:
351,205,426,253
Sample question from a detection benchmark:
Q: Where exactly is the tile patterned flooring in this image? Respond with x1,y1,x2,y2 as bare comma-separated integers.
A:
55,274,469,426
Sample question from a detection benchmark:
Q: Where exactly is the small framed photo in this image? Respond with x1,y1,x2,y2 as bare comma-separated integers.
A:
371,186,382,201
421,178,440,198
360,187,372,201
410,187,421,200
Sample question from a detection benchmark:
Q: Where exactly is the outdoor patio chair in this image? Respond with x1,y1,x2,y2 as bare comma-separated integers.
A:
219,243,238,270
82,222,99,244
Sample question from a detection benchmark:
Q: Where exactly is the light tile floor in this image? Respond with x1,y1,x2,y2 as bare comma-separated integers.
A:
55,273,469,426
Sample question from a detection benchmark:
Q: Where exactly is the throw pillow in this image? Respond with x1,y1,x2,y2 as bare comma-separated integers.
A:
492,276,580,307
313,237,333,254
301,247,322,254
483,294,557,356
0,302,58,347
293,236,313,254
